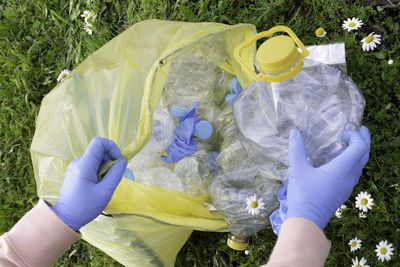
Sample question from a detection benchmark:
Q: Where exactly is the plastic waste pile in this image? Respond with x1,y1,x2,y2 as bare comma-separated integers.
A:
127,27,365,250
31,20,365,266
127,39,235,197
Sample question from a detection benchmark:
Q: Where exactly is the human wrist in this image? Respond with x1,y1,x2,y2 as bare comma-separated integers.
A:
286,210,327,231
50,204,80,231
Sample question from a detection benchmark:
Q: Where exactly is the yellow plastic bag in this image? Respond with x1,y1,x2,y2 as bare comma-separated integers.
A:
31,19,256,266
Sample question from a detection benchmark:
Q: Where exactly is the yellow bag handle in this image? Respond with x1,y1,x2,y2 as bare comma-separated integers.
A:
234,26,309,82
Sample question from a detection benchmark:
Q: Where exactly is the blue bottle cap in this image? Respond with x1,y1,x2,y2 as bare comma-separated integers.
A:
170,105,187,117
229,77,243,95
123,167,135,181
225,93,238,106
195,120,213,139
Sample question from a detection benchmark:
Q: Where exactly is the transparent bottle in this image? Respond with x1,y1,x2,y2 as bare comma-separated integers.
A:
209,168,281,250
128,105,176,186
215,94,249,173
233,58,365,169
223,26,366,250
164,53,219,109
175,143,220,196
214,70,230,106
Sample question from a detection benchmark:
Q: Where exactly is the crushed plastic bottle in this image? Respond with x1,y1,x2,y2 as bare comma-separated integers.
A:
214,71,243,106
209,167,280,248
175,144,220,196
214,25,366,250
149,107,176,152
215,94,249,173
164,53,220,108
128,105,176,188
233,58,365,169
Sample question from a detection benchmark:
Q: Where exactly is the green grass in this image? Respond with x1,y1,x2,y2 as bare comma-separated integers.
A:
1,0,399,266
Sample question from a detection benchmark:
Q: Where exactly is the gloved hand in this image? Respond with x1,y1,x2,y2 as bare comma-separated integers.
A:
51,137,127,231
270,126,370,232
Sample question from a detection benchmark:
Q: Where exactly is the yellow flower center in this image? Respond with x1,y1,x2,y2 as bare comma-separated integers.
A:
85,14,88,18
315,28,324,36
351,241,357,247
61,74,67,78
349,22,356,27
380,247,387,254
251,201,258,209
365,36,374,43
355,265,361,267
361,198,368,205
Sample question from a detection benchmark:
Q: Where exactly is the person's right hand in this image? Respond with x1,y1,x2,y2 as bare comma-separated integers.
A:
271,126,370,232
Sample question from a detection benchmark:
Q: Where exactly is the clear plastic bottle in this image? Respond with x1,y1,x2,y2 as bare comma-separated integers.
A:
233,58,365,169
148,107,176,152
208,168,281,247
164,53,219,109
128,105,176,186
174,144,220,196
215,94,249,173
214,70,235,106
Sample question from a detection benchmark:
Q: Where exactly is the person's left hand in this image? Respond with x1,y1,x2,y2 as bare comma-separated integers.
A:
51,137,127,231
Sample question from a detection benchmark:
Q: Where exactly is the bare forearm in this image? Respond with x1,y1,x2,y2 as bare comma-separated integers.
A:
262,218,330,267
0,199,81,267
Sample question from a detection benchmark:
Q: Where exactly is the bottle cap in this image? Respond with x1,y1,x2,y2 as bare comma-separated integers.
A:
227,234,249,250
195,120,213,139
234,26,309,82
229,77,243,95
256,35,299,74
170,105,187,117
225,93,238,106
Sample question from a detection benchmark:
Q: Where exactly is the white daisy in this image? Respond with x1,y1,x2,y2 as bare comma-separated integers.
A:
335,204,347,218
388,59,393,65
359,212,366,218
245,194,265,216
349,237,362,252
352,257,369,267
244,250,249,255
375,240,394,262
315,27,326,38
84,22,94,35
81,10,92,22
342,17,363,32
57,69,70,82
355,191,374,212
361,32,381,52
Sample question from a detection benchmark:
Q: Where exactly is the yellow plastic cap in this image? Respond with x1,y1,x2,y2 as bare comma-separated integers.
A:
234,26,309,82
227,234,248,251
256,35,299,74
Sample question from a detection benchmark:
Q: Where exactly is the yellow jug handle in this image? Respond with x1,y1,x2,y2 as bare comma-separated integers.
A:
234,26,309,82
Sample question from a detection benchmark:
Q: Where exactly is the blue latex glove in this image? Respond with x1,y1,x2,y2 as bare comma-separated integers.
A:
161,102,198,163
270,126,370,232
269,179,288,235
51,137,127,231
